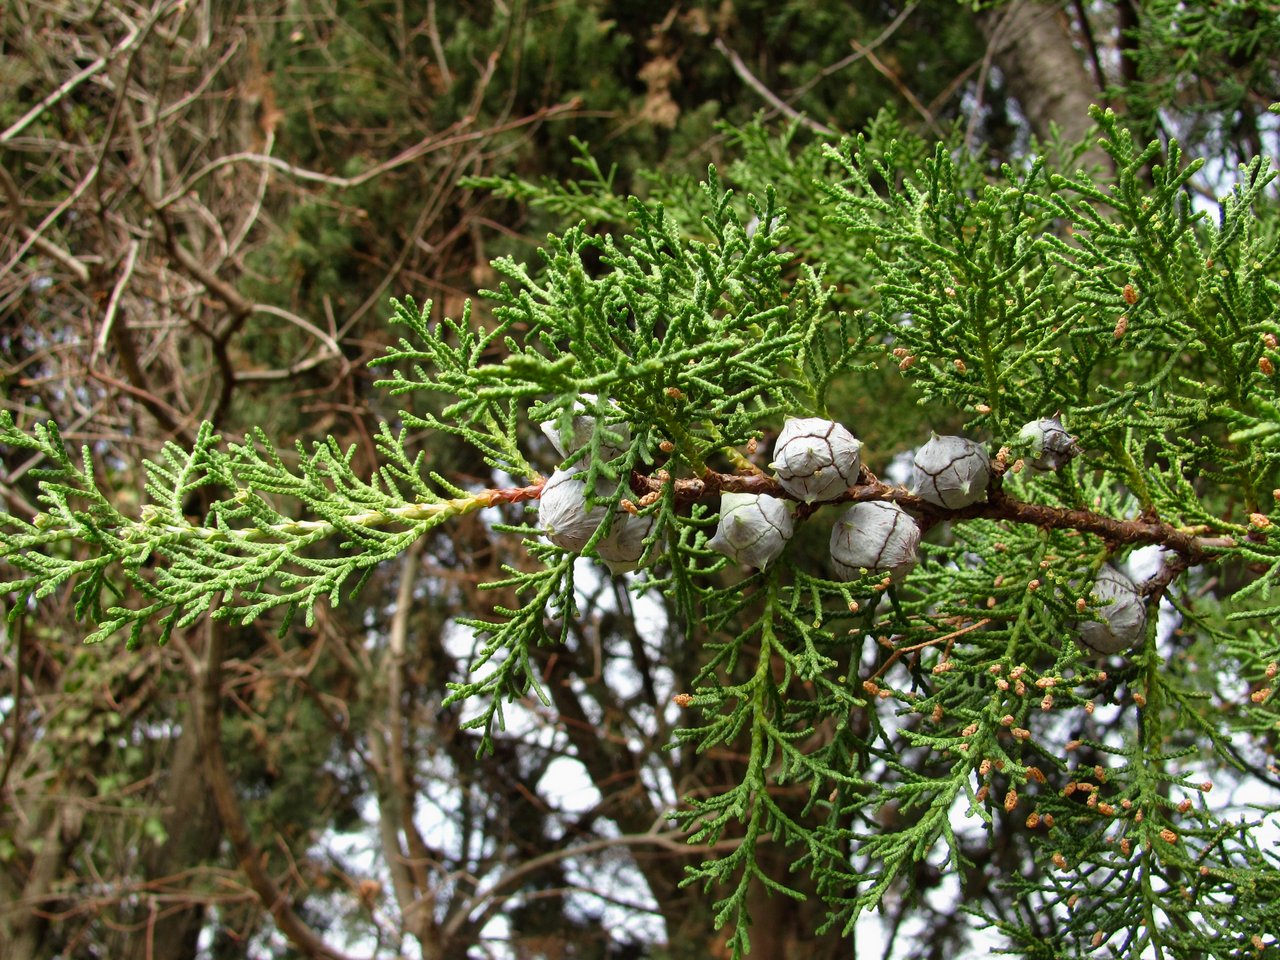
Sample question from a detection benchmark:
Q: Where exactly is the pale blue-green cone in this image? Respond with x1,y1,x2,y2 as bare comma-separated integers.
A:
538,469,607,552
829,501,920,581
708,492,794,569
596,512,658,575
1077,564,1147,654
539,393,630,462
769,417,862,503
1018,416,1080,472
911,435,990,509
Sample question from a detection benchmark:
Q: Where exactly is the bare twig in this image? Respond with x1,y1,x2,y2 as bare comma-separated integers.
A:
0,163,100,282
251,304,345,361
153,210,253,323
425,0,453,88
85,368,190,439
92,240,140,364
446,823,742,942
787,2,921,102
156,101,582,208
870,618,993,681
1070,0,1110,94
0,617,27,799
0,165,92,284
968,4,1017,151
227,131,275,257
377,542,439,947
849,39,946,140
712,38,837,138
0,19,144,144
192,620,363,960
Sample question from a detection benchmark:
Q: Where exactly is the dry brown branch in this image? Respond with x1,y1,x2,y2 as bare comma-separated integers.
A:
446,825,743,943
712,38,837,138
848,38,946,140
374,542,439,948
0,19,144,145
92,239,140,363
192,620,361,960
787,2,922,102
0,165,92,283
630,467,1235,569
870,618,994,682
0,160,100,280
157,100,581,208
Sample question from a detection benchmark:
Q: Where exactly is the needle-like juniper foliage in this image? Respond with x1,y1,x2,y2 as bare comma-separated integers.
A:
4,107,1280,957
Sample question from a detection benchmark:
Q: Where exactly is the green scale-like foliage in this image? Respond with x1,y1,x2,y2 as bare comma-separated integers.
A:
4,108,1280,956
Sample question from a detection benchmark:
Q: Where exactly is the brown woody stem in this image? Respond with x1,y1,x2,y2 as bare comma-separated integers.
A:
622,467,1234,570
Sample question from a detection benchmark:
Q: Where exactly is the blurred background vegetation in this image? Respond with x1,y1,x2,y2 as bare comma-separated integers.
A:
1,1,1277,958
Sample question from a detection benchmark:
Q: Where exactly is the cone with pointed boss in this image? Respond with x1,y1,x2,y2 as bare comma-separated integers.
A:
769,416,862,504
911,434,991,509
708,491,795,569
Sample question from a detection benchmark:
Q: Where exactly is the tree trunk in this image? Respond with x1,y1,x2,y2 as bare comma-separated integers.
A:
979,1,1113,171
117,704,223,960
1,778,90,959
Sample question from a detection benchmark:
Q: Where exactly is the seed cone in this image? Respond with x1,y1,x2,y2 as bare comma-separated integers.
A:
769,417,862,503
540,393,631,461
596,512,657,575
538,469,607,552
708,492,794,569
911,435,991,509
1077,564,1147,654
1018,416,1080,472
829,501,920,581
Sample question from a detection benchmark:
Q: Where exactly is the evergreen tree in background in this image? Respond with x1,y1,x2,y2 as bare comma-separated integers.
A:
2,2,1279,958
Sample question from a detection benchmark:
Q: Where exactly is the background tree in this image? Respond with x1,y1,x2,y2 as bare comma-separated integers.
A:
3,2,1279,959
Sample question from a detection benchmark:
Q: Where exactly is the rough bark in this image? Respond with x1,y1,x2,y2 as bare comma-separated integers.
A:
533,633,847,960
117,708,223,960
1,795,85,959
978,0,1113,171
192,623,357,960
